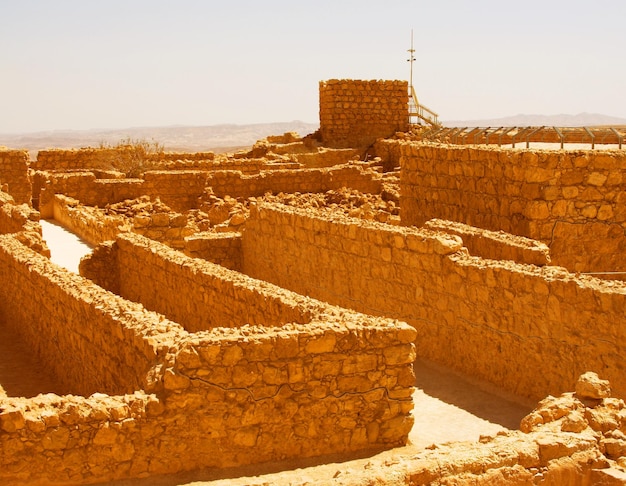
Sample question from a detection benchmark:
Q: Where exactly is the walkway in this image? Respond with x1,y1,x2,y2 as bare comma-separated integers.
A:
40,219,93,273
0,219,92,398
0,322,69,398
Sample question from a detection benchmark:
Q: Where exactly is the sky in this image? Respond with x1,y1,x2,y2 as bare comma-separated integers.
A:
1,0,625,133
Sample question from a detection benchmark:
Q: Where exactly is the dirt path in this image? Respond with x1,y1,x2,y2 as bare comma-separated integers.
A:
40,219,93,273
0,322,68,398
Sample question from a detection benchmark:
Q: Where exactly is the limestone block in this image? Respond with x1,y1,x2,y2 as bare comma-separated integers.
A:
576,371,611,399
0,408,26,432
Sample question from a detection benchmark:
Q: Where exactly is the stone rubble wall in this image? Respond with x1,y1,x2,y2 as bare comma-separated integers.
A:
242,203,626,401
33,148,216,172
81,233,315,333
0,232,416,484
398,142,626,274
243,429,603,485
0,191,33,235
34,147,304,174
206,164,382,199
290,147,362,168
0,149,32,205
37,171,206,215
36,171,144,217
372,137,404,172
141,170,213,211
0,391,168,485
52,195,196,250
0,234,172,397
163,317,416,472
423,218,551,266
184,232,243,270
35,164,383,218
319,79,409,149
52,194,130,246
131,210,193,250
0,191,50,256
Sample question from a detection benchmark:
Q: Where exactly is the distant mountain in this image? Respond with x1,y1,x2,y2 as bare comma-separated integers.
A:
0,121,320,156
443,112,626,128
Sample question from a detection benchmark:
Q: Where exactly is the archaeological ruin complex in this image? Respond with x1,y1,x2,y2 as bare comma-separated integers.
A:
1,79,626,484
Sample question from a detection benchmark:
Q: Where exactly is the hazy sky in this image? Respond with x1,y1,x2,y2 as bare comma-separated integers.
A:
1,0,624,133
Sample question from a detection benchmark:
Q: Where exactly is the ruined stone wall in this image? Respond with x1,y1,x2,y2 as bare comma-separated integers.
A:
319,79,409,149
206,164,382,199
242,204,626,401
0,317,415,485
0,192,36,236
53,195,195,249
0,191,50,256
52,195,129,246
1,228,415,484
37,164,383,220
36,171,144,216
399,142,626,274
132,210,193,249
372,137,405,172
0,235,166,397
81,233,314,333
428,127,626,147
0,149,32,205
290,147,361,168
38,170,207,216
423,219,551,266
34,148,216,172
184,232,243,270
141,170,210,211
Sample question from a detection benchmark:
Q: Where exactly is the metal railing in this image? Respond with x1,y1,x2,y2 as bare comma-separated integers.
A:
408,86,441,127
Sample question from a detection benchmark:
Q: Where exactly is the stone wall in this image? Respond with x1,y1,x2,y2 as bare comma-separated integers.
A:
36,171,144,217
36,164,383,218
0,149,32,205
319,79,409,149
81,233,314,333
399,142,626,274
52,195,130,246
52,195,195,249
206,164,382,199
33,148,216,172
0,191,50,256
423,218,551,266
141,170,212,211
290,147,361,168
184,232,243,270
1,231,416,484
415,126,626,147
0,192,36,235
242,203,626,401
132,210,193,249
0,235,168,397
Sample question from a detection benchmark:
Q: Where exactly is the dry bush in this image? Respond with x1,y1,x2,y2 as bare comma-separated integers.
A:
95,138,165,178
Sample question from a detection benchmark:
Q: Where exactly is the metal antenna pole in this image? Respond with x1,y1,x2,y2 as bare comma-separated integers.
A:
407,29,415,91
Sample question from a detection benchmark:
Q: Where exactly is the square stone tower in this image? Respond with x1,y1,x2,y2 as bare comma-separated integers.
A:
319,79,409,149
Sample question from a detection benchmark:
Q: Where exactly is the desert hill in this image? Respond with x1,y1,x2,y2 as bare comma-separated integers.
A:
0,121,320,156
3,113,626,158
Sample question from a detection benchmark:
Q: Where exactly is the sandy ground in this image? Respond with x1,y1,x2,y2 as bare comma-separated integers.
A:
40,219,94,273
3,220,535,485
